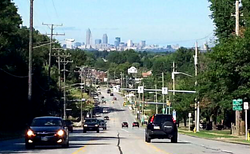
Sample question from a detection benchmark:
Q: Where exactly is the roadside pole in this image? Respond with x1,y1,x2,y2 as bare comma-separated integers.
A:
188,113,191,131
195,42,199,132
244,102,249,140
155,84,158,114
162,72,165,113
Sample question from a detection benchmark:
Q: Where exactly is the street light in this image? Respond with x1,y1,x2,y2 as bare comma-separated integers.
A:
172,71,193,95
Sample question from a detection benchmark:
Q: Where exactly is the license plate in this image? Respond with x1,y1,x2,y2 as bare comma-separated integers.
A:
41,137,48,141
154,126,160,129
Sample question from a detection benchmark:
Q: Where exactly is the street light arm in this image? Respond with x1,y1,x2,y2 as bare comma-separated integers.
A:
173,72,193,77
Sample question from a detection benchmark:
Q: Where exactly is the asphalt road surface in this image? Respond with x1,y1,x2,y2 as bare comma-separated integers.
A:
0,87,250,154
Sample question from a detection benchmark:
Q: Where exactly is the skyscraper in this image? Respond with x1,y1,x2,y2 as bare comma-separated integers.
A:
114,37,121,46
103,34,108,44
86,28,91,45
95,39,102,45
127,40,133,47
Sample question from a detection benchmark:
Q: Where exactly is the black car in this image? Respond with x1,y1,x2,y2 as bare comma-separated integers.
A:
63,120,73,133
104,116,109,120
122,122,128,128
132,122,139,127
107,89,111,94
145,114,178,143
110,93,114,96
83,118,99,133
25,116,69,149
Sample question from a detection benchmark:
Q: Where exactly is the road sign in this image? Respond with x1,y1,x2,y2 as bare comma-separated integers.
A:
233,99,243,106
138,86,144,93
162,87,168,95
244,102,249,110
188,113,192,118
233,105,242,111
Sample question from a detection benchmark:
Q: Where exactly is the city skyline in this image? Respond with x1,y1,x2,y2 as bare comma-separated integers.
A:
13,0,214,47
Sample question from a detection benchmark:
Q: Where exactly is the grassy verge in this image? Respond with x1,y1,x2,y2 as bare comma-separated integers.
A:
179,128,250,145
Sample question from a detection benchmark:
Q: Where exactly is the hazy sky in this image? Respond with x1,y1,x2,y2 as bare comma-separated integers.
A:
13,0,215,47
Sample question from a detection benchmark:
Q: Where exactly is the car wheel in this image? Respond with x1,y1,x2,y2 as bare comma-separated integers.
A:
25,143,34,149
97,129,99,133
83,130,86,133
145,135,151,143
62,140,69,148
171,132,178,143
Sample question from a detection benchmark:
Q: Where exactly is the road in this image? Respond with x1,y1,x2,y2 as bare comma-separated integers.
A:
0,87,250,154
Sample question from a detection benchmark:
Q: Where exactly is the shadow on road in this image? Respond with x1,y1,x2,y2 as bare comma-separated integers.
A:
151,141,191,144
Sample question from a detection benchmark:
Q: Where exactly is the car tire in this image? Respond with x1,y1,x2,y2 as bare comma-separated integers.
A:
145,135,151,143
62,140,69,148
171,132,178,143
97,129,99,133
162,121,174,134
83,130,86,133
25,143,34,149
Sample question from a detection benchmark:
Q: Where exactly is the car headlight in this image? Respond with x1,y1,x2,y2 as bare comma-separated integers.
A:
57,130,64,136
27,129,35,137
84,124,88,127
95,124,99,127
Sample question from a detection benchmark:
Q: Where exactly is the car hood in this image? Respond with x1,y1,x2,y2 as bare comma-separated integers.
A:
30,126,62,132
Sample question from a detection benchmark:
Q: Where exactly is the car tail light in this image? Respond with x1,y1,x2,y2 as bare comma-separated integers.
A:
150,115,155,123
172,117,176,123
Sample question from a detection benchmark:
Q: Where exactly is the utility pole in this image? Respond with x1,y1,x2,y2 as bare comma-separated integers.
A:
162,72,165,113
28,0,33,102
194,42,199,132
42,23,64,84
155,84,158,114
61,53,73,120
172,62,176,96
236,0,240,36
53,48,64,91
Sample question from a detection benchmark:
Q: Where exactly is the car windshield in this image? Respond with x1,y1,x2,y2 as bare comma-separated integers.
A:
154,115,172,124
85,119,97,123
31,118,62,126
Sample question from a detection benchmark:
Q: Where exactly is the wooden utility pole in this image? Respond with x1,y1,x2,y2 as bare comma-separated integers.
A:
28,0,33,102
195,42,199,132
155,84,158,114
162,72,165,113
61,53,73,120
42,23,64,84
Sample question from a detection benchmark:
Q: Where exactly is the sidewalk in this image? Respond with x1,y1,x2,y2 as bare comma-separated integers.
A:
179,127,250,145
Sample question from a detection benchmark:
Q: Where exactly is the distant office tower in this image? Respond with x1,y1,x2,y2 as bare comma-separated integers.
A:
86,28,91,45
95,39,102,45
75,42,82,48
65,39,75,49
140,41,146,47
127,40,133,47
114,37,121,46
103,34,108,44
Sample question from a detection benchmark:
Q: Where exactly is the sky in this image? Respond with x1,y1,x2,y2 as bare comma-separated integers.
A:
13,0,215,47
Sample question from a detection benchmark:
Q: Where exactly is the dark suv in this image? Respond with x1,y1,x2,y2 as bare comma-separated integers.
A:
145,114,177,143
83,118,99,133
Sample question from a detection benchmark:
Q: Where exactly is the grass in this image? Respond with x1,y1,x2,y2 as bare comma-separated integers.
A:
179,129,237,139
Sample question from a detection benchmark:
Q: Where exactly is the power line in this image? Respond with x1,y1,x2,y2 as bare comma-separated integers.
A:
0,68,29,78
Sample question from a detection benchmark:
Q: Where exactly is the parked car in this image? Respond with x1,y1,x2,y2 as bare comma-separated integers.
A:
107,89,111,94
63,120,73,132
104,116,109,120
25,116,69,149
145,114,178,143
132,122,139,128
83,118,99,133
98,119,107,130
122,122,128,128
110,93,114,96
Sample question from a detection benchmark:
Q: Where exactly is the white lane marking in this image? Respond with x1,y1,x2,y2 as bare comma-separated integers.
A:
121,129,129,133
